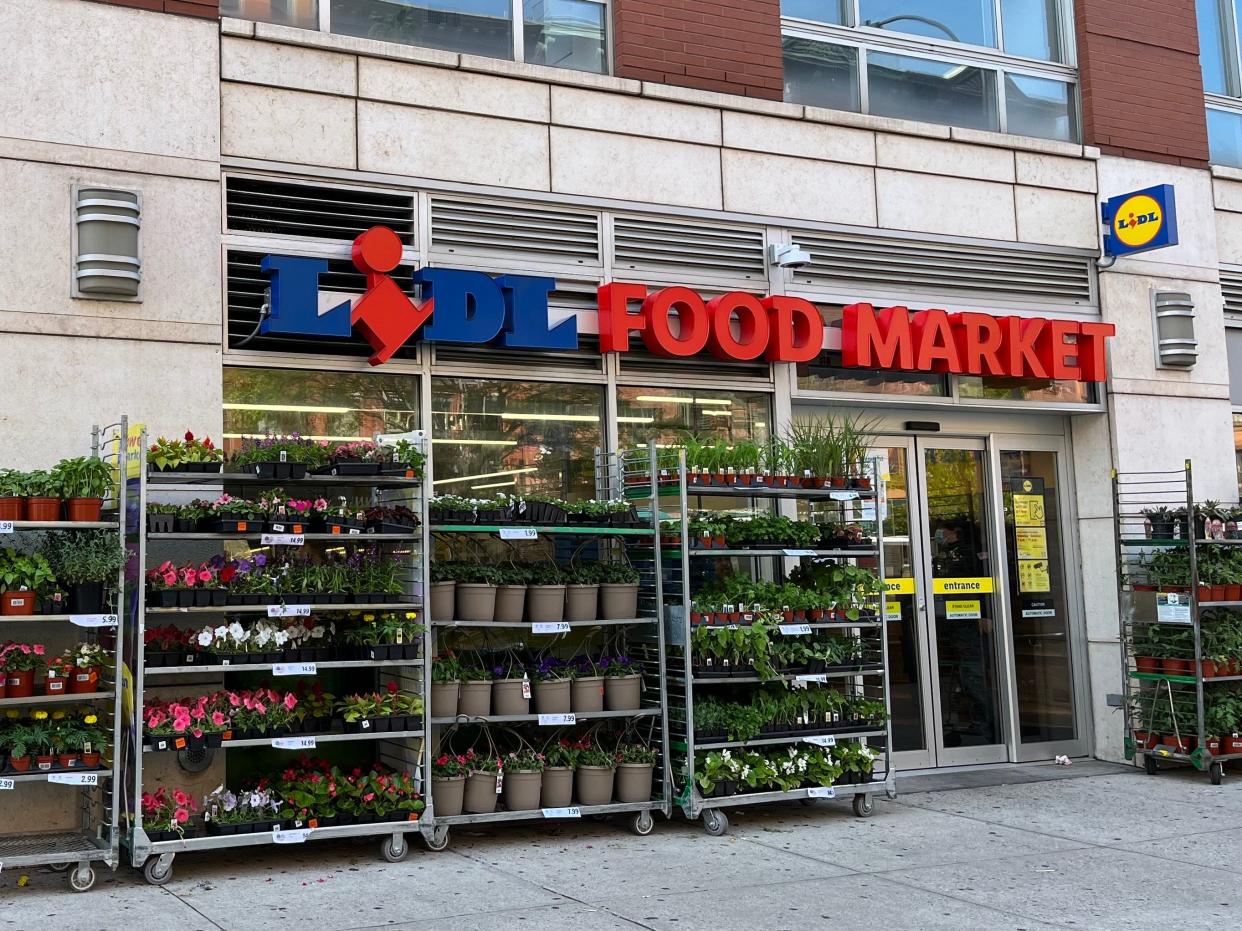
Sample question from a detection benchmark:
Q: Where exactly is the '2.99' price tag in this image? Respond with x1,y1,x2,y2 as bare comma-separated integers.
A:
0,779,15,790
49,773,99,786
272,737,316,750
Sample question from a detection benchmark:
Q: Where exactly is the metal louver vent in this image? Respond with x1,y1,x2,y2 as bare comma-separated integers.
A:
226,250,419,360
791,231,1094,305
1221,268,1242,315
226,176,416,245
613,216,767,281
430,197,600,266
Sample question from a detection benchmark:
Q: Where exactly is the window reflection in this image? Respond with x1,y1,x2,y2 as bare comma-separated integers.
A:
783,37,861,111
222,0,319,28
1005,73,1076,142
616,387,770,450
1198,0,1232,95
781,0,849,24
432,377,603,499
524,0,607,73
799,352,948,397
1000,0,1061,62
331,0,514,58
958,376,1091,403
867,52,999,131
1209,108,1242,169
1234,413,1242,496
860,0,995,48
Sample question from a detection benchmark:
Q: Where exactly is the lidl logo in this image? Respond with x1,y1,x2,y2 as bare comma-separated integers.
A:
1101,184,1178,258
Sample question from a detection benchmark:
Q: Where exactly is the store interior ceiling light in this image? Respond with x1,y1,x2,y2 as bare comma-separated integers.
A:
434,466,539,486
701,410,733,417
472,479,518,490
634,395,694,404
616,416,655,424
431,438,519,447
499,412,600,422
222,433,371,442
223,403,354,414
694,398,732,406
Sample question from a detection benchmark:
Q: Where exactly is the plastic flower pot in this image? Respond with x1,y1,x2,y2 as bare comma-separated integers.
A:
526,585,566,622
1,591,34,616
492,679,530,716
493,584,527,623
57,753,80,769
430,581,455,620
571,676,605,713
8,755,30,772
458,680,492,718
1224,735,1242,754
5,670,34,698
1163,657,1193,675
68,582,105,614
1202,659,1220,678
82,752,101,768
0,497,23,521
71,666,100,694
456,583,497,622
35,754,55,772
615,763,654,803
534,679,571,714
45,672,68,695
25,497,61,521
564,584,599,622
1229,584,1242,601
604,674,642,711
541,767,573,807
463,771,500,814
65,498,103,522
575,765,615,806
430,680,460,718
432,775,466,817
599,583,639,620
503,770,543,811
1134,656,1160,674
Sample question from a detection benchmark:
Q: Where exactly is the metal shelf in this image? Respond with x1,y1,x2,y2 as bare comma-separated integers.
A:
655,485,876,501
0,690,113,708
1129,670,1242,685
694,621,884,630
687,548,876,558
697,779,891,811
144,729,424,751
694,728,887,750
145,659,424,676
432,617,656,629
147,472,421,489
685,665,885,685
148,532,415,541
140,817,423,856
0,831,111,870
431,524,652,536
5,520,118,530
0,613,78,623
2,769,109,783
431,708,661,725
434,799,663,826
146,602,420,615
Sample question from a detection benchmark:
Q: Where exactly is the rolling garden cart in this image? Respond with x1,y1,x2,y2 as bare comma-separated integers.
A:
0,420,129,892
1114,461,1242,785
627,446,895,836
123,430,431,884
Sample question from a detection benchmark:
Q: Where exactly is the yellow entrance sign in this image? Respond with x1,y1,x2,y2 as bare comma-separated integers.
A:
1013,494,1045,528
1016,526,1048,560
884,600,902,617
884,578,916,595
933,577,994,595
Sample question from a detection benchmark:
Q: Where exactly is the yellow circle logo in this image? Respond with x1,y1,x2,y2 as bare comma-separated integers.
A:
1113,194,1164,248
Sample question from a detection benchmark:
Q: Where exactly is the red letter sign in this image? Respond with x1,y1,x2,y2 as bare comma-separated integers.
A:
841,304,914,369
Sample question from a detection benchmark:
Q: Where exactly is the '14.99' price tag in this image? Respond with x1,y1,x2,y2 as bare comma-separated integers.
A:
273,828,312,844
803,735,837,747
272,737,316,750
807,786,837,799
261,534,305,547
272,663,317,676
268,604,312,618
779,624,812,636
538,714,576,726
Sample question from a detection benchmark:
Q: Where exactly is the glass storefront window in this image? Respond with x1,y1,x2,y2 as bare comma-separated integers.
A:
331,0,514,59
1004,73,1076,142
1000,0,1062,62
958,376,1092,403
1198,0,1233,96
432,377,603,499
1235,413,1242,496
524,0,607,73
781,0,849,24
867,52,999,132
221,0,319,28
616,387,771,452
222,367,419,456
798,351,949,397
783,37,861,112
860,0,996,48
1211,108,1242,170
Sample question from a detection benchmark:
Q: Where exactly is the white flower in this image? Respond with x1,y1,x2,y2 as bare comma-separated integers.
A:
274,630,289,646
740,766,751,780
228,622,245,641
214,625,228,639
721,749,732,761
197,629,213,647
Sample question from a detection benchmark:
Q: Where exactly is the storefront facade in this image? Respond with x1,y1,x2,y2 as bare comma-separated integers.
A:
4,0,1239,772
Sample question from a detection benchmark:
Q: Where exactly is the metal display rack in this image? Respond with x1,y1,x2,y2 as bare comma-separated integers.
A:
1114,461,1240,784
0,420,129,892
123,431,431,884
634,449,896,835
419,449,671,850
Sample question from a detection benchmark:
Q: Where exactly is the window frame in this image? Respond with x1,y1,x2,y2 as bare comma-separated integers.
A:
781,0,1079,141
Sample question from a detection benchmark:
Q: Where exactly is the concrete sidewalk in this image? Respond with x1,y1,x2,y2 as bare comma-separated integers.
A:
3,761,1239,931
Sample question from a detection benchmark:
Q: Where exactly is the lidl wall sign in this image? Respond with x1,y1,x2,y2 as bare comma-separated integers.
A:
1101,184,1178,258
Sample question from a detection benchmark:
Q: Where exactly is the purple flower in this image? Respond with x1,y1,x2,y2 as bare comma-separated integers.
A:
254,553,268,568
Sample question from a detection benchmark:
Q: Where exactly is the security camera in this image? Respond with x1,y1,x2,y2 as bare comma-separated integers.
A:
768,243,812,270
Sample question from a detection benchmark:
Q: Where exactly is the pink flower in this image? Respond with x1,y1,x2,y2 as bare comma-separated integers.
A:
174,789,190,806
32,644,44,656
174,808,189,824
211,711,226,727
197,570,212,584
283,693,297,711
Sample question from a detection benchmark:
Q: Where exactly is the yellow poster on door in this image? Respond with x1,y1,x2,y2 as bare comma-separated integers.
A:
884,578,915,595
933,577,994,595
1016,526,1049,560
946,599,982,620
1014,493,1046,527
1019,560,1051,593
883,600,902,617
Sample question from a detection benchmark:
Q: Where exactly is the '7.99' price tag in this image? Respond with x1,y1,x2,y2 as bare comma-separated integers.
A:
272,737,316,750
532,622,571,635
803,734,837,747
538,713,576,726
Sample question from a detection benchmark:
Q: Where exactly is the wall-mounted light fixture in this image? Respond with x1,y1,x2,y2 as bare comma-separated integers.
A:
73,185,140,299
1152,290,1197,369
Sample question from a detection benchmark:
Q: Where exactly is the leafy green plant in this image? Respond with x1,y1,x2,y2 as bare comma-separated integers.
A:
0,548,55,594
53,456,113,499
42,530,126,586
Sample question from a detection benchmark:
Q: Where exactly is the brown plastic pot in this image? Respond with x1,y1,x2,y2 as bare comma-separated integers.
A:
534,679,571,714
494,584,527,623
600,583,639,620
575,765,615,806
430,581,456,621
57,752,80,769
1163,657,1193,675
456,583,497,622
492,679,530,716
571,676,605,713
463,770,500,814
541,767,573,807
458,680,492,718
7,755,29,772
605,674,642,711
25,497,61,521
1134,656,1160,674
432,775,466,817
502,770,543,811
526,584,566,622
1202,659,1220,678
1230,584,1242,601
82,752,102,768
430,680,460,718
0,498,23,521
65,498,103,522
1,591,35,616
615,763,654,803
564,584,599,622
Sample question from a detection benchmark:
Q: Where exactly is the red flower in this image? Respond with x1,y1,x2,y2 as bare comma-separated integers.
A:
184,431,195,442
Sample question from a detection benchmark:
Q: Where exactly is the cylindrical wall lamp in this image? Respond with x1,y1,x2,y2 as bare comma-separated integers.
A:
1152,290,1197,369
73,186,141,299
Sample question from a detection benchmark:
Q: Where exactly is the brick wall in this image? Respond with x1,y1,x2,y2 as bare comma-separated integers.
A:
1075,0,1209,166
612,0,784,100
81,0,218,18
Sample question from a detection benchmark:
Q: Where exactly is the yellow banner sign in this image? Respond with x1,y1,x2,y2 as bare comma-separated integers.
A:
934,577,994,595
884,600,902,617
1014,493,1046,528
1016,526,1048,560
946,599,982,620
125,423,146,480
884,578,916,595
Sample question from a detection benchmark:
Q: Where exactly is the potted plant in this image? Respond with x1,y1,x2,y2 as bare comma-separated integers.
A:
0,549,54,616
1,723,35,772
23,470,62,522
231,434,328,480
431,653,463,719
540,739,577,807
570,655,605,713
614,743,657,803
141,787,197,841
53,456,113,522
463,752,502,814
458,661,493,718
430,749,474,817
602,654,643,711
384,438,426,479
491,661,531,716
51,719,83,769
598,563,640,619
69,642,107,694
42,529,125,614
1,642,45,697
501,748,545,811
526,563,567,622
429,562,458,621
0,470,25,521
44,651,73,695
364,504,419,535
493,564,528,623
29,718,55,772
455,563,500,622
574,740,616,806
531,656,571,714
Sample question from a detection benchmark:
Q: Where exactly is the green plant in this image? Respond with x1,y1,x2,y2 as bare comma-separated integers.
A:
23,470,60,499
526,564,567,585
53,456,113,500
432,654,463,682
597,564,640,584
504,748,546,771
615,743,657,764
0,548,55,594
42,530,126,586
0,470,27,498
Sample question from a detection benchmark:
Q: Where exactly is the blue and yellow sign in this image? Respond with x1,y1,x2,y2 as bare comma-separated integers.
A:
1101,184,1178,258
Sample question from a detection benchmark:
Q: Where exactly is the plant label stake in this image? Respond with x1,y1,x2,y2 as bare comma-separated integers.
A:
70,614,118,628
783,549,818,557
273,663,318,676
268,605,312,618
807,786,836,799
532,622,571,634
0,779,14,790
500,528,538,540
538,713,576,726
272,737,317,750
0,522,12,534
521,675,532,699
542,806,582,818
261,534,305,547
273,828,312,844
779,624,813,636
49,773,98,786
803,735,837,747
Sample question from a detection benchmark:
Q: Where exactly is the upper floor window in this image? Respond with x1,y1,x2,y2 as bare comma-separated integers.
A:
221,0,609,74
781,0,1079,142
1197,0,1242,166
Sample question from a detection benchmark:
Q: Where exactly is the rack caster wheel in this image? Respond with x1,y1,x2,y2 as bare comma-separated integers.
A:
143,856,173,886
852,794,874,818
424,825,450,852
1144,755,1159,776
48,861,72,872
381,835,409,863
702,810,729,837
799,798,818,807
629,811,654,836
1211,762,1224,786
69,866,96,893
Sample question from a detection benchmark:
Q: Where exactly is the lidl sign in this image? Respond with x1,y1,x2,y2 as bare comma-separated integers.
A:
1101,184,1178,258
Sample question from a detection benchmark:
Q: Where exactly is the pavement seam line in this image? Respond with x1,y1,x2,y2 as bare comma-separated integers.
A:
870,868,1082,930
157,885,228,931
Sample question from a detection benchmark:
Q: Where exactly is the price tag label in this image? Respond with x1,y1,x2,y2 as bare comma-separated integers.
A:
779,624,813,636
273,663,317,676
261,534,305,547
0,521,12,534
0,779,14,790
273,829,312,844
268,605,312,618
70,614,118,628
782,549,818,557
532,622,571,634
538,713,576,726
829,491,859,501
49,773,99,786
807,786,836,799
803,735,837,747
499,528,538,540
272,737,317,750
542,806,582,819
521,676,532,699
795,674,829,684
